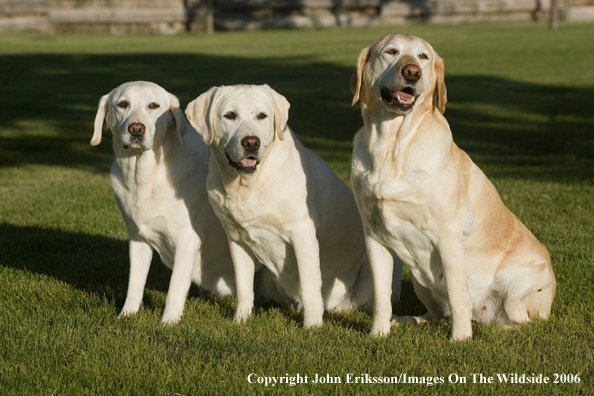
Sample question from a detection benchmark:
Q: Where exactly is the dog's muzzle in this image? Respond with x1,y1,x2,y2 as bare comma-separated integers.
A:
224,135,262,174
226,153,260,174
122,122,146,150
381,87,416,111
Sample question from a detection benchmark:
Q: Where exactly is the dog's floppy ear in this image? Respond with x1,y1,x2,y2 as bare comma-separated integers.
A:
351,47,370,106
91,94,110,146
434,55,447,114
168,93,187,146
261,84,290,141
185,86,221,146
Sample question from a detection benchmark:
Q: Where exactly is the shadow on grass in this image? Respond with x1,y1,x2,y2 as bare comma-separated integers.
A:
0,223,166,306
0,53,360,172
0,223,428,331
1,53,593,182
445,75,594,182
0,223,250,320
0,223,243,319
323,277,426,334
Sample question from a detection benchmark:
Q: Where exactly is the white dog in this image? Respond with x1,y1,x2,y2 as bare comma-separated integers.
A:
91,81,237,323
350,34,556,340
185,84,402,327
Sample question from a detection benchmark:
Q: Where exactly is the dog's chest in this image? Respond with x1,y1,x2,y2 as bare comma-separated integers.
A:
112,166,183,264
355,165,430,231
354,169,442,288
209,187,293,273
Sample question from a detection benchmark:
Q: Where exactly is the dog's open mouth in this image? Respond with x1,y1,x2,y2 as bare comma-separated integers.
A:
122,140,143,150
226,153,260,174
381,87,416,111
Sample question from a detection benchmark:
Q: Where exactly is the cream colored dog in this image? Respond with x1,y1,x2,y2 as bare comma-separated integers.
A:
185,84,402,327
350,34,556,340
91,81,237,323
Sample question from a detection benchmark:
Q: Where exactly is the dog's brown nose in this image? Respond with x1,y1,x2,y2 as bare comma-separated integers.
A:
402,64,421,82
128,123,145,136
241,136,260,152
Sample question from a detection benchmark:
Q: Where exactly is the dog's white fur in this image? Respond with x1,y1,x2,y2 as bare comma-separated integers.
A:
91,81,236,323
350,34,556,340
185,84,402,327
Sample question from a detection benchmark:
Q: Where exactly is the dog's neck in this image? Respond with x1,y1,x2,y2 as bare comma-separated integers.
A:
114,126,181,188
361,101,434,173
115,146,163,195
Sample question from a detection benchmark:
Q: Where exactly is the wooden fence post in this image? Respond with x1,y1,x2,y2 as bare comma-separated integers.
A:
550,0,560,29
206,0,214,33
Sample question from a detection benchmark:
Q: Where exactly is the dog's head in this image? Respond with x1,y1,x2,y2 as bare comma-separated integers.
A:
185,84,289,176
90,81,187,151
503,258,557,324
351,33,447,116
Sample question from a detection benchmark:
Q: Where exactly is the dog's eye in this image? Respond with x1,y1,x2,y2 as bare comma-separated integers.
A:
224,111,236,120
257,112,268,120
384,48,398,56
117,101,129,109
537,289,543,293
419,53,429,60
148,102,160,110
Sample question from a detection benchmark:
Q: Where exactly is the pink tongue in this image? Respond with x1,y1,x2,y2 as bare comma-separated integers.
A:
240,158,257,167
396,91,414,101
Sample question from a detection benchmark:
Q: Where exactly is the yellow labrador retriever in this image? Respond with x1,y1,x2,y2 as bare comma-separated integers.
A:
91,81,237,323
350,34,556,340
185,84,402,327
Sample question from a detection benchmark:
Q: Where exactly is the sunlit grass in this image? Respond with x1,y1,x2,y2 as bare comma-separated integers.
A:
0,22,593,395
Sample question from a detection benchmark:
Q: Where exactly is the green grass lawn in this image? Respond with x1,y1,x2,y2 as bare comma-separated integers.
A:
0,22,593,395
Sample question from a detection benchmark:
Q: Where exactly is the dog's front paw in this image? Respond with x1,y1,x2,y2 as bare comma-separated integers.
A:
119,306,140,318
234,307,252,323
303,317,323,328
160,310,183,325
450,326,472,341
303,308,323,328
371,319,391,337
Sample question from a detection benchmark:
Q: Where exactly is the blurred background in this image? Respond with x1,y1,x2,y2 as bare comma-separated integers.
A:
1,0,593,34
